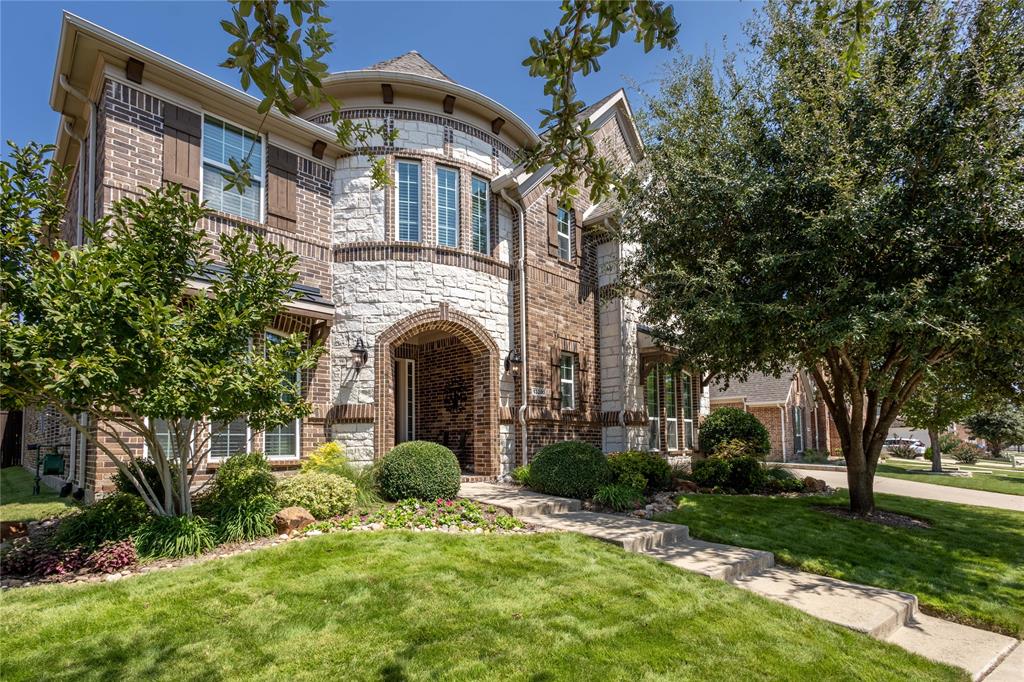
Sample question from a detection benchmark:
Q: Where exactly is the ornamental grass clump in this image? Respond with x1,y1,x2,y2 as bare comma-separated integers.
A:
54,492,151,550
302,441,381,506
377,441,461,501
134,515,216,558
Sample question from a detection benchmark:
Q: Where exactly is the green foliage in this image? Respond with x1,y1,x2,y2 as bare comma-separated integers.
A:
275,472,356,519
620,0,1024,513
691,456,767,494
209,451,277,509
511,465,531,485
527,441,610,499
216,495,279,543
302,441,380,506
888,443,919,460
761,467,805,494
964,407,1024,457
377,441,461,502
699,409,771,459
113,457,179,502
709,438,761,461
607,450,672,493
690,457,732,490
370,498,523,531
54,493,151,550
800,449,830,464
594,483,645,512
1,145,323,517
950,442,983,465
135,514,216,558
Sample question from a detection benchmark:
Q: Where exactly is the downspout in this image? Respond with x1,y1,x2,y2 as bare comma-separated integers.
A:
59,75,97,230
62,119,86,244
615,224,628,442
500,189,530,467
780,405,787,463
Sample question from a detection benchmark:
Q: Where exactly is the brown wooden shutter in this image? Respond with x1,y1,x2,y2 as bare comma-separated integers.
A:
550,346,562,401
546,195,560,257
266,146,298,230
571,207,582,262
577,354,588,409
162,104,201,191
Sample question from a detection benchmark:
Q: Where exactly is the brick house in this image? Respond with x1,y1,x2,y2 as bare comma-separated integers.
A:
21,13,711,500
710,370,838,461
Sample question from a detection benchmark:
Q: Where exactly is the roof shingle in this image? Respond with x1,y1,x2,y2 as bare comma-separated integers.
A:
364,51,454,83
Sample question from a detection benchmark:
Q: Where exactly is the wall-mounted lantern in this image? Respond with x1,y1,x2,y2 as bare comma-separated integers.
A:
350,338,369,371
504,349,522,374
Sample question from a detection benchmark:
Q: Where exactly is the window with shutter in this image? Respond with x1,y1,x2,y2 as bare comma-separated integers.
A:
162,103,202,191
546,196,560,257
266,145,298,231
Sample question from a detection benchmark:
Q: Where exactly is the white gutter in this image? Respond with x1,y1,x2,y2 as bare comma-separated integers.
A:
500,188,530,468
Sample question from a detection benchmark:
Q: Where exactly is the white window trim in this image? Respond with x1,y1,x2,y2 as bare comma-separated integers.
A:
471,176,490,254
395,358,416,442
556,207,572,261
263,329,302,460
206,417,252,461
199,113,267,224
681,371,695,450
664,372,679,452
647,370,661,451
395,159,422,243
560,353,576,410
143,416,195,461
435,166,459,248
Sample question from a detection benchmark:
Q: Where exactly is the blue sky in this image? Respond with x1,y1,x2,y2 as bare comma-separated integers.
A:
1,1,759,152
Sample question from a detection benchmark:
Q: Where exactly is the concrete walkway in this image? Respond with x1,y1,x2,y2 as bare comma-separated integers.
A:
462,482,1021,681
785,467,1024,512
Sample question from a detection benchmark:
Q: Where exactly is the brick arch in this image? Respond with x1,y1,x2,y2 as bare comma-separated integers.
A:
373,304,499,475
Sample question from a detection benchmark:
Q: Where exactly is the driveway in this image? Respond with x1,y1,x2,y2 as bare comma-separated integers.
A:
785,467,1024,513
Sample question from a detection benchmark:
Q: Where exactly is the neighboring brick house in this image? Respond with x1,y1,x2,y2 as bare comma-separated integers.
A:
710,370,837,461
22,13,711,500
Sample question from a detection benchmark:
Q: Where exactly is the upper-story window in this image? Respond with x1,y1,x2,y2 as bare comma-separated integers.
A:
556,206,572,260
436,167,459,248
396,160,421,242
202,116,263,222
471,177,490,254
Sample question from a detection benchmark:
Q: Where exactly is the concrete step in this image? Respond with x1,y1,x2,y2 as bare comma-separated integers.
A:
984,641,1023,682
459,482,581,516
520,511,689,552
735,567,918,639
886,613,1019,681
642,538,775,582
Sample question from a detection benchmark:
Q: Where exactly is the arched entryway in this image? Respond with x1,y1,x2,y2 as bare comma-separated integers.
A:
374,305,499,476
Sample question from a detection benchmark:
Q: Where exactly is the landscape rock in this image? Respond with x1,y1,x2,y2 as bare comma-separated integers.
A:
802,477,828,493
677,480,700,494
273,507,315,535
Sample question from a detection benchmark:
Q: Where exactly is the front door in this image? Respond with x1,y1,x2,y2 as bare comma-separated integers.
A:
394,359,415,443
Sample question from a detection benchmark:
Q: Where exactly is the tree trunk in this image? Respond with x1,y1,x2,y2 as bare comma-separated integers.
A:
929,427,942,473
847,465,876,515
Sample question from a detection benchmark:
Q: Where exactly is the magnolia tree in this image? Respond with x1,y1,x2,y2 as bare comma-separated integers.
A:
620,0,1024,514
0,143,322,517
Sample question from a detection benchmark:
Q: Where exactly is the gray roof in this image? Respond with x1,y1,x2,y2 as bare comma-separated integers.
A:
712,370,797,404
365,51,454,83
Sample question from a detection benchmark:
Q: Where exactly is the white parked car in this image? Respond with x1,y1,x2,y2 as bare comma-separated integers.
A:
882,438,927,458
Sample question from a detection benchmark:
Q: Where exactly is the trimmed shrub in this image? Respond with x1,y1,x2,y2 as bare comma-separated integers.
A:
607,450,672,493
527,441,611,499
275,472,357,519
303,442,381,506
700,407,771,458
726,456,766,492
594,483,645,512
691,457,732,489
208,451,277,509
707,439,759,461
377,441,461,501
54,492,151,550
800,448,829,464
113,457,178,501
511,465,531,485
135,515,216,558
951,442,983,465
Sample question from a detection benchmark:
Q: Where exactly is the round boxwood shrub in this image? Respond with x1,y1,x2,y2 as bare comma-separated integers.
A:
377,441,461,501
275,472,357,519
608,450,672,493
527,441,610,499
699,407,771,458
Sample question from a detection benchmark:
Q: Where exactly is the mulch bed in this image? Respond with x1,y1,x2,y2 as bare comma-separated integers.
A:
817,506,931,529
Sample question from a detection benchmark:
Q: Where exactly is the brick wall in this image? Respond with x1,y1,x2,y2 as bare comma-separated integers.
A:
414,337,476,470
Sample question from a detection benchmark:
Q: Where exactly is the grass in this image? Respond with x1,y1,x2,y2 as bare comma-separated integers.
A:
875,460,1024,496
0,466,78,522
0,532,962,681
656,492,1024,637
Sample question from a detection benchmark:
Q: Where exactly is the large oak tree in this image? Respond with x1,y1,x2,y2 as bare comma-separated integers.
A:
620,0,1024,513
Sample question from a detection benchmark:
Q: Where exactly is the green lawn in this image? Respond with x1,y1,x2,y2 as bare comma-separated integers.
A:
0,466,78,522
0,532,961,681
876,461,1024,496
656,492,1023,637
